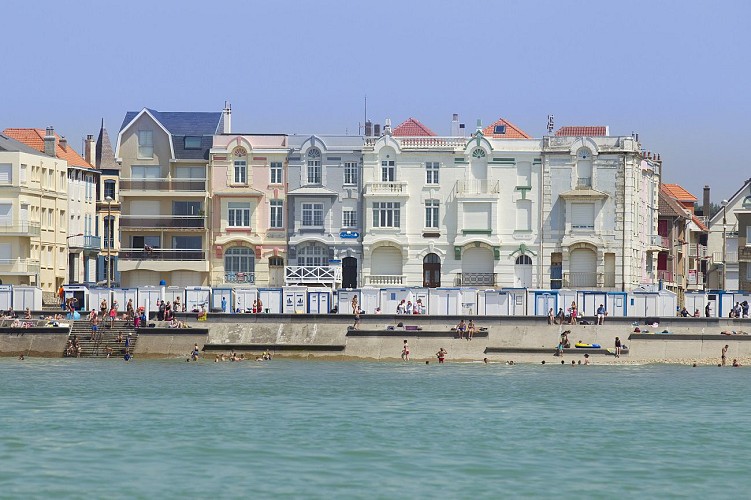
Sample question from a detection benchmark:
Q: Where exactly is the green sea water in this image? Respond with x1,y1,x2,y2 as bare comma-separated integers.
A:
1,358,749,499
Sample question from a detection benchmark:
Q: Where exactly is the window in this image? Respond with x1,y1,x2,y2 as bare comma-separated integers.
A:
270,162,283,184
172,201,202,216
225,247,255,273
175,166,205,179
302,203,324,227
270,200,283,228
381,160,395,182
471,148,486,158
571,203,595,229
297,243,328,266
228,202,251,227
342,209,357,228
172,236,202,249
373,202,400,228
131,165,161,178
426,162,439,184
138,130,153,158
132,235,161,249
104,180,116,200
20,164,27,184
0,164,12,184
344,162,358,185
425,200,439,228
307,149,321,184
184,136,202,149
234,160,247,184
103,216,115,248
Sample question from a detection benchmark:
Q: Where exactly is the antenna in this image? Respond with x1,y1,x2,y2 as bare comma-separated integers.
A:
547,114,554,134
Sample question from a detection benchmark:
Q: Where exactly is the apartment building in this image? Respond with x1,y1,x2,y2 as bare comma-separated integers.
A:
115,107,226,287
208,133,288,287
3,127,99,288
286,135,363,288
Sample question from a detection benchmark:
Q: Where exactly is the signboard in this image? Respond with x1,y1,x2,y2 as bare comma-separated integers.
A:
340,231,360,239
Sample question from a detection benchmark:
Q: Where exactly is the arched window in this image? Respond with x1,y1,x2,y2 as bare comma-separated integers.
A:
307,148,321,184
515,255,532,265
471,148,486,158
576,148,592,188
297,243,328,266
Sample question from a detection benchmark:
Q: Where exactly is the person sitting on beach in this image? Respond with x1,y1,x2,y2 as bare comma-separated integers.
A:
560,330,571,348
455,319,467,339
24,308,31,320
679,307,689,317
467,320,476,341
733,359,741,367
197,305,208,321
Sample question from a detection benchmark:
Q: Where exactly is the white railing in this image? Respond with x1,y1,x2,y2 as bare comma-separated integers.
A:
689,244,707,258
285,266,339,285
455,179,500,195
364,137,466,149
0,258,40,274
365,274,405,286
576,177,592,188
364,181,408,194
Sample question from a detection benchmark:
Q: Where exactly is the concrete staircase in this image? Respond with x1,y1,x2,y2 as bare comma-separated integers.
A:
66,319,138,358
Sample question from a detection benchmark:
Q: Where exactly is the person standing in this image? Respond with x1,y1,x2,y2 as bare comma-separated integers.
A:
353,310,361,330
722,344,729,366
436,347,447,364
221,296,227,313
614,336,622,358
547,308,554,325
158,299,166,321
705,303,711,317
351,295,359,314
401,340,410,361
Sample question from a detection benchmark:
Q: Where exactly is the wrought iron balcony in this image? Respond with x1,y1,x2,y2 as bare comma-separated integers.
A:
224,272,255,284
119,248,206,261
576,177,592,188
119,216,206,229
0,221,40,236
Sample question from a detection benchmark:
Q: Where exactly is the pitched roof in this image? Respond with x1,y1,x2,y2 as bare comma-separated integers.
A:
483,118,531,139
555,126,608,137
119,108,223,136
392,118,436,137
95,119,118,170
659,189,689,219
2,128,94,169
662,183,697,202
691,214,708,232
0,133,45,155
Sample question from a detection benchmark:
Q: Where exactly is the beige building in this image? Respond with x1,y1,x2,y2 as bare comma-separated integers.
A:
0,132,68,298
115,107,227,287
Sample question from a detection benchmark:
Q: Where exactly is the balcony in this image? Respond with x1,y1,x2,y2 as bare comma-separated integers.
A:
285,266,339,285
454,179,500,196
96,200,121,211
563,272,599,288
120,248,206,261
67,235,101,251
119,215,206,230
713,251,739,263
576,177,592,189
364,181,409,196
455,273,497,287
118,248,208,273
689,244,708,258
657,270,674,283
0,221,40,237
119,178,207,193
224,272,255,284
649,234,669,248
364,136,466,149
364,274,406,286
0,258,40,275
739,246,751,262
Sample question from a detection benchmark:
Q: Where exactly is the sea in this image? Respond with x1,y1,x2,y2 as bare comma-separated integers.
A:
1,358,749,499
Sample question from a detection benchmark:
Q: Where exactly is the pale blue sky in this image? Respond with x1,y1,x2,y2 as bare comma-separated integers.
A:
2,0,748,202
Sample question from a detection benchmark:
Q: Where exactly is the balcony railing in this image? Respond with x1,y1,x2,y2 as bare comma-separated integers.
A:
224,272,255,284
364,181,408,195
713,251,740,263
119,216,206,229
563,272,598,288
455,273,497,286
364,136,467,149
739,247,751,262
364,274,406,286
649,234,669,248
0,258,40,274
67,235,101,250
119,178,206,192
657,270,674,282
285,266,339,285
0,221,41,236
455,179,500,195
689,244,708,258
119,248,206,261
576,177,592,189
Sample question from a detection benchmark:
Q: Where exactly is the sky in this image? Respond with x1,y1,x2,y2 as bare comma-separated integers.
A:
1,0,749,202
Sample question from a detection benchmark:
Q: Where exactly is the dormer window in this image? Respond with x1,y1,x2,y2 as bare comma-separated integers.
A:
184,136,202,149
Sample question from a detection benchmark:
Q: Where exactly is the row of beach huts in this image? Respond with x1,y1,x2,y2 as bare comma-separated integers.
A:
2,284,748,319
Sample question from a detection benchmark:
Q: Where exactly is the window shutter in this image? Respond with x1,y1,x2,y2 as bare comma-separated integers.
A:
571,203,594,228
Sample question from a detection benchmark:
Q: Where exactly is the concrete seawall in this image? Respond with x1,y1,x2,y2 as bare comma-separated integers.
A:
3,315,751,362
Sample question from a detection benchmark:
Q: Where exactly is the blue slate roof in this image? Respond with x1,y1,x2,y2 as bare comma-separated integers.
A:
120,108,223,160
0,133,46,155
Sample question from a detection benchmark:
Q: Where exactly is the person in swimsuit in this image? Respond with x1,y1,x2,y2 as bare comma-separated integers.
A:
467,320,476,341
401,340,410,361
722,345,729,366
615,337,622,358
436,348,447,363
455,319,466,340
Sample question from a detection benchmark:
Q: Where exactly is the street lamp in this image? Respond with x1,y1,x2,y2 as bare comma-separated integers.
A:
105,196,113,289
721,199,728,291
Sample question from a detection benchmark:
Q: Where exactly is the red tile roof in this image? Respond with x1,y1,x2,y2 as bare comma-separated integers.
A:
555,126,608,137
692,214,708,232
662,184,697,202
2,128,94,169
392,118,436,137
482,118,531,139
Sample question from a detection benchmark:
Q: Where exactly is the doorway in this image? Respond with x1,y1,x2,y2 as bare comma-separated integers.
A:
342,257,357,288
423,253,441,288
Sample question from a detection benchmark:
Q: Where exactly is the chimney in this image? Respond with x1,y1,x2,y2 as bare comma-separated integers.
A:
374,123,381,136
365,120,372,137
222,100,232,134
59,136,67,152
703,185,711,218
384,118,392,135
459,123,466,136
451,113,460,136
84,134,95,164
475,119,482,133
44,127,57,157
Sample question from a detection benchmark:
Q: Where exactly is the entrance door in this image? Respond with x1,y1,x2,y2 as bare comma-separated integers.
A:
269,257,284,287
342,257,357,288
423,253,441,288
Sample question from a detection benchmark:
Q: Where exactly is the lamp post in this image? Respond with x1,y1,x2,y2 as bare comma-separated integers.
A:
105,196,113,289
721,199,728,291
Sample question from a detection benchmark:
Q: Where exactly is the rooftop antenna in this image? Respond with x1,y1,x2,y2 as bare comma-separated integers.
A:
547,114,554,134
